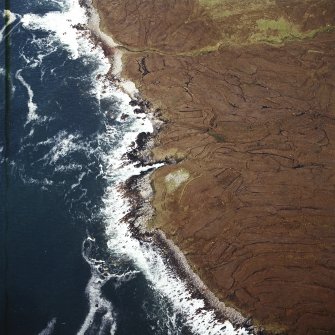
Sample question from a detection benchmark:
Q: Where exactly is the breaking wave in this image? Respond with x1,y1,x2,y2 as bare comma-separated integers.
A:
16,1,252,334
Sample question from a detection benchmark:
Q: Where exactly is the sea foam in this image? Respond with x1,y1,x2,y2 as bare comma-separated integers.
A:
15,70,38,124
38,318,57,335
19,0,253,334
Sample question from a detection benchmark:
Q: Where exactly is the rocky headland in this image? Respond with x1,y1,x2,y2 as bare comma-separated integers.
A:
92,1,335,334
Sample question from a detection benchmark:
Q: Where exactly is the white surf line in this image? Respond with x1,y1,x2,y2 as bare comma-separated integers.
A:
15,69,38,124
102,171,251,335
21,0,88,60
86,7,122,76
86,2,253,335
38,317,57,335
20,1,252,334
86,2,138,98
83,1,254,334
21,3,121,334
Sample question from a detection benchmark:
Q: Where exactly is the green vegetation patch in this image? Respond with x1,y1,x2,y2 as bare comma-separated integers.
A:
208,130,225,142
250,18,335,43
198,0,335,47
250,17,308,43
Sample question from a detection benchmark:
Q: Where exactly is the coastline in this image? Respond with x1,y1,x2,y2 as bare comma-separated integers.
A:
123,173,255,331
85,1,335,334
84,0,257,333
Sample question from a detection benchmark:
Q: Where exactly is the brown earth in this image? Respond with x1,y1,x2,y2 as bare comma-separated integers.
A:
93,0,335,334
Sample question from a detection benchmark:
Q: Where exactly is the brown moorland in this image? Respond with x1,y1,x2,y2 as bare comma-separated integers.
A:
93,0,335,334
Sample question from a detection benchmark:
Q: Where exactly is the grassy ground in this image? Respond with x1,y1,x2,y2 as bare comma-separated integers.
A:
198,0,334,45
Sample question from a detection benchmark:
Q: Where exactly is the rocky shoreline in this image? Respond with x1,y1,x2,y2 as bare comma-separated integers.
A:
82,0,257,332
121,108,259,333
86,0,335,334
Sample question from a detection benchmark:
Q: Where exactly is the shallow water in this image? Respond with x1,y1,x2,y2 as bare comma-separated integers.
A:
0,1,251,334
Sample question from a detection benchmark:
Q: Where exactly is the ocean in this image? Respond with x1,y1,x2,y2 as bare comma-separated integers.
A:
0,1,251,334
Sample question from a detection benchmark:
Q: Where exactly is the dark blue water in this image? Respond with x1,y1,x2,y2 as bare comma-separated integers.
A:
0,1,104,334
0,1,250,335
